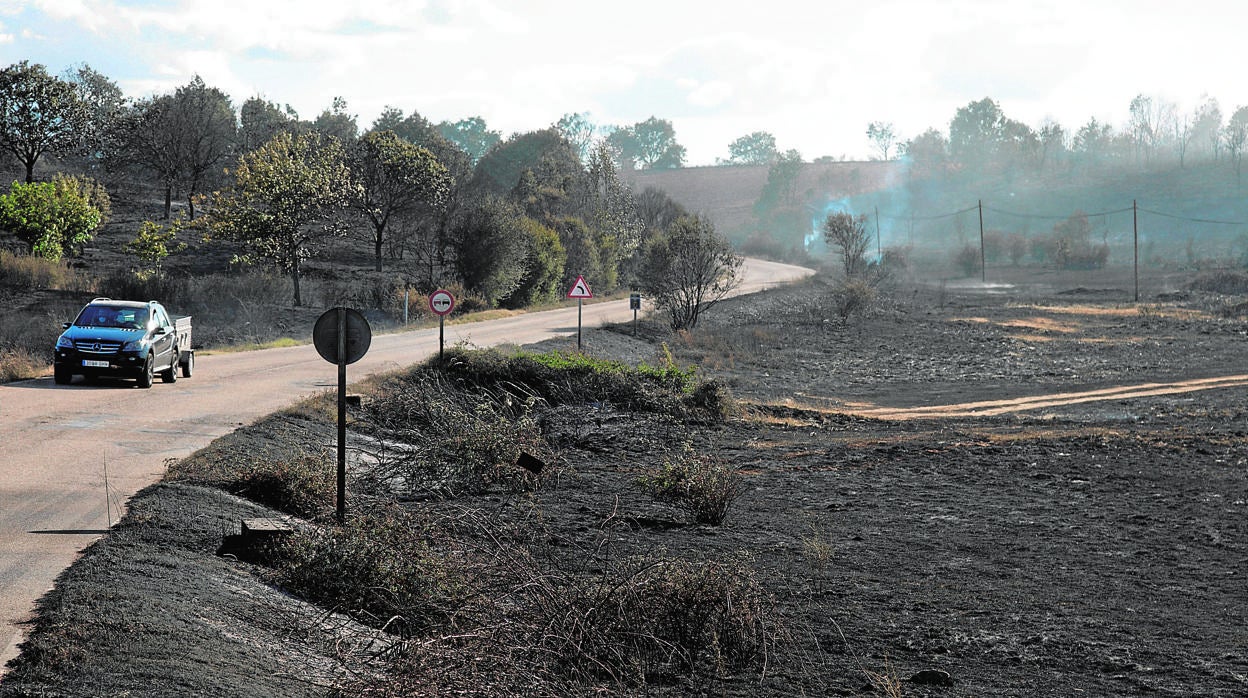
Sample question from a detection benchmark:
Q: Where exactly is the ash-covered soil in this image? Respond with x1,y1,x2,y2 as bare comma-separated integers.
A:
518,274,1248,696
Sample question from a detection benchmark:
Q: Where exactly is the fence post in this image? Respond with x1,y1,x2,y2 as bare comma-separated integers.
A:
1133,199,1139,303
978,200,986,283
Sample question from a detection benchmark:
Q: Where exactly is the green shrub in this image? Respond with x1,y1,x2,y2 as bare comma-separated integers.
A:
422,347,709,416
0,176,105,260
639,444,743,525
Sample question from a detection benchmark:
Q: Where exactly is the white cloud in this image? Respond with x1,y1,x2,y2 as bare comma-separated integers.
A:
15,0,1248,164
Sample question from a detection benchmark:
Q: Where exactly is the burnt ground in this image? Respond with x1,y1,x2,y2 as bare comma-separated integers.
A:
520,272,1248,696
3,270,1247,696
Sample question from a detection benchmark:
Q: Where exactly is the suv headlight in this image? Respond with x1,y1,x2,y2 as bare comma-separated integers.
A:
122,339,147,352
56,335,74,349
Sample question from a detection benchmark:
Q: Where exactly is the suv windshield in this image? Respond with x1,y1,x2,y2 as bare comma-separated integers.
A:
75,305,149,329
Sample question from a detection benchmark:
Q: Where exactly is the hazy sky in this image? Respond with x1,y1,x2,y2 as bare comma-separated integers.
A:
2,0,1246,166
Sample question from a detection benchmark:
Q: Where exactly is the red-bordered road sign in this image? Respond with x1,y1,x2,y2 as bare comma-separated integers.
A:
566,275,592,299
429,289,455,316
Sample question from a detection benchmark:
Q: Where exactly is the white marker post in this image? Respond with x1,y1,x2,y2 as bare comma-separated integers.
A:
566,275,593,352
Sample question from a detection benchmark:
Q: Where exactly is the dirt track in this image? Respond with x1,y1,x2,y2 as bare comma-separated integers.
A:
843,374,1248,419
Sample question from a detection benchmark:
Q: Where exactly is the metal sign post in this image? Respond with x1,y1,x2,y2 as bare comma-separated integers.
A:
428,289,455,359
336,309,346,524
312,307,372,524
566,275,593,352
630,292,641,336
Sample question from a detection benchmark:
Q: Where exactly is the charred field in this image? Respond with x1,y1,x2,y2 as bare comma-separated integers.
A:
2,270,1246,697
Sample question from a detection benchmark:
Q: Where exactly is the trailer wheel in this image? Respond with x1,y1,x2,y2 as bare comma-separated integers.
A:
181,352,194,378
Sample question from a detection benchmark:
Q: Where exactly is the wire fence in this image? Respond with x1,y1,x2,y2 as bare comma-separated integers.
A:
813,198,1248,299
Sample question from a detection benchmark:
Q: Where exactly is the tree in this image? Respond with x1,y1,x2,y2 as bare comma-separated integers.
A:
173,77,236,218
949,97,1006,168
1072,118,1114,171
118,95,182,218
501,217,566,308
1128,94,1174,166
1224,106,1248,185
639,214,742,330
580,141,643,287
371,107,475,289
1037,119,1068,172
438,116,501,165
0,174,108,260
822,211,871,277
901,128,949,178
313,96,358,143
556,112,597,163
997,118,1040,173
1191,97,1223,162
470,128,581,200
607,117,686,170
121,76,237,219
240,96,300,152
1173,112,1195,169
752,149,806,253
348,130,450,272
0,61,89,182
551,215,602,290
866,121,896,160
633,117,686,169
634,186,686,236
124,218,187,275
201,132,355,306
63,63,127,172
725,131,777,165
448,196,529,305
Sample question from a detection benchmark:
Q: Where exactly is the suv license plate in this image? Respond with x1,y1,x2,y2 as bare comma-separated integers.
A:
82,359,110,368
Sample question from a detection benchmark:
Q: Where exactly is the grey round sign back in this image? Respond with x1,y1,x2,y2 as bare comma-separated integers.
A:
313,307,372,365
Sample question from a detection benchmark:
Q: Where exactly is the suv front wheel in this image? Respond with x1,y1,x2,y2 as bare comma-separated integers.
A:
137,354,154,389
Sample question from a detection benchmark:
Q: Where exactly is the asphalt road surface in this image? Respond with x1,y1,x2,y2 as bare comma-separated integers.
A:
0,258,813,670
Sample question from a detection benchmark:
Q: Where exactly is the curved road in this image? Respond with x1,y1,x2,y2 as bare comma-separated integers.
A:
0,258,813,669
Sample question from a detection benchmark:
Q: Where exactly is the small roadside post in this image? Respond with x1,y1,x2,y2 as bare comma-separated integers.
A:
567,275,593,351
428,289,455,359
629,292,641,336
312,307,372,524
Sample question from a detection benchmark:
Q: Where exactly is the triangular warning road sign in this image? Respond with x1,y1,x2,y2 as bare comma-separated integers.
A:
567,275,593,299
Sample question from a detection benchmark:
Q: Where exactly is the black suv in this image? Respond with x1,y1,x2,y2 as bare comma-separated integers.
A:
53,299,184,387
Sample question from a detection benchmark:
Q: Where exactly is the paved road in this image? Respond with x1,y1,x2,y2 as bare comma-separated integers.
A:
0,258,813,670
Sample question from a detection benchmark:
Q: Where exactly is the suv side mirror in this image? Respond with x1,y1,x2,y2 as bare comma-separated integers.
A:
62,322,71,329
152,326,167,336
